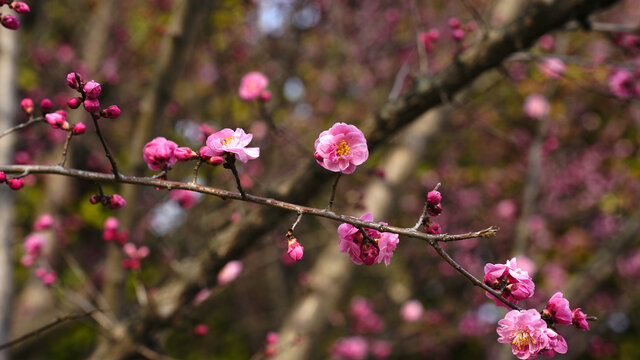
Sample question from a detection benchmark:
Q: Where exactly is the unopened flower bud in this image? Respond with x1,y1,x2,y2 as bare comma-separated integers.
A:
199,146,211,160
425,221,442,234
427,203,442,217
206,156,224,166
66,72,83,89
259,90,272,102
101,105,121,119
0,172,6,183
40,98,53,113
20,98,34,115
89,194,101,204
1,15,20,30
448,17,461,29
83,80,102,99
7,178,24,190
84,98,100,113
194,324,209,336
60,121,71,131
452,29,465,41
73,122,86,135
67,97,82,109
287,237,304,262
45,113,65,129
174,147,196,161
11,2,30,14
108,194,127,210
572,308,589,331
426,190,442,206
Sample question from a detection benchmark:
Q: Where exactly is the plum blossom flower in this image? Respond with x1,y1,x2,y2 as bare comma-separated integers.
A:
484,257,535,308
337,213,399,266
143,137,178,170
194,324,209,336
543,292,572,325
538,58,566,79
33,214,55,231
20,98,34,115
330,336,369,360
238,71,268,101
314,123,368,174
83,80,102,99
349,297,384,334
108,194,127,210
1,15,20,30
400,299,424,323
202,128,260,163
497,309,550,359
122,243,149,270
608,68,637,98
572,308,590,330
540,328,568,357
217,260,243,285
66,72,83,89
287,237,304,262
523,94,550,120
24,233,45,257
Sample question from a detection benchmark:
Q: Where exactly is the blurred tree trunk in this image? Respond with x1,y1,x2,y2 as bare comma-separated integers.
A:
0,24,18,360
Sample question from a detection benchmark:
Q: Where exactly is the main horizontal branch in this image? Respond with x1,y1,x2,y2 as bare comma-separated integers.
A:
0,164,496,244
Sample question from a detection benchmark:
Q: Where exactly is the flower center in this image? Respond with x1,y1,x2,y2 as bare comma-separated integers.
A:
222,136,236,147
335,140,351,158
511,330,535,349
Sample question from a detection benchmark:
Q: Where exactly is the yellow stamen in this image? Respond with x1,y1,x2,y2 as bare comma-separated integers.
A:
222,136,236,146
511,331,534,349
335,140,350,158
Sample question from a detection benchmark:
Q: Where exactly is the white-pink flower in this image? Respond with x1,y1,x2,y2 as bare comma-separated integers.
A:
238,71,268,101
538,58,566,79
123,243,150,260
202,128,260,163
523,94,550,120
314,123,368,174
497,309,550,359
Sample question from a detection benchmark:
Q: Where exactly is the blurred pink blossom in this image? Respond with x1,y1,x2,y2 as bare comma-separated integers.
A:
24,233,45,257
523,94,550,119
217,260,243,285
400,299,424,323
330,336,368,360
238,71,268,101
33,214,55,231
370,340,391,359
538,34,555,51
608,68,637,98
538,58,566,79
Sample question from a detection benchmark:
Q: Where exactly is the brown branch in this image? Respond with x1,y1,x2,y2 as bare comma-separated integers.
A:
90,113,120,180
0,310,99,350
0,117,45,139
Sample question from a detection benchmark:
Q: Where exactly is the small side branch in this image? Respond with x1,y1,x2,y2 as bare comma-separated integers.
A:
327,172,342,212
0,117,45,139
90,113,120,180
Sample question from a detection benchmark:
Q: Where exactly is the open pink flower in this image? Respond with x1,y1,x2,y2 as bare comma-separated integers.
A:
314,123,368,174
24,233,45,257
203,128,259,163
608,68,637,98
400,299,424,323
33,214,55,231
540,328,568,357
523,94,550,119
238,71,268,101
571,308,589,330
484,257,535,308
543,292,572,325
497,309,550,359
337,213,399,266
143,137,178,170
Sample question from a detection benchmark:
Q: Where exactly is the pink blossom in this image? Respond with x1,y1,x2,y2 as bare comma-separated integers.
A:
497,309,550,359
538,34,555,51
418,29,439,52
24,233,45,256
83,80,102,99
314,123,368,174
543,292,572,325
45,112,66,129
66,72,83,89
83,98,100,112
400,299,424,323
174,147,197,161
266,332,279,344
238,71,268,101
7,178,25,190
217,260,243,285
12,2,30,14
123,243,150,260
40,98,53,113
143,137,178,170
338,213,399,266
192,288,212,306
287,238,304,262
370,340,391,359
452,28,465,41
36,269,58,287
538,58,566,79
203,128,260,163
425,221,441,234
0,172,5,183
108,194,127,210
349,297,384,334
170,189,200,209
608,68,637,98
523,94,550,119
571,308,589,330
448,17,461,29
331,336,369,360
426,190,442,206
73,123,86,135
194,324,209,336
101,105,121,119
259,90,272,102
34,214,55,231
1,15,20,30
20,98,34,115
67,97,82,109
539,328,568,357
484,257,535,308
20,254,34,267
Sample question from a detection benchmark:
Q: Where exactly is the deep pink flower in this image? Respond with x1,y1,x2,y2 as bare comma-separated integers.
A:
1,15,20,30
452,28,465,41
40,98,53,113
287,238,304,262
7,178,24,190
448,17,461,29
203,128,259,163
538,58,566,79
41,270,58,286
484,257,535,308
238,71,268,101
418,29,439,53
572,308,590,330
12,2,30,14
427,190,442,206
497,309,550,359
108,194,127,209
608,68,637,98
83,98,100,112
143,137,178,170
20,98,34,115
217,260,243,285
314,123,368,174
523,94,550,119
174,147,197,161
45,112,66,129
540,328,568,357
194,324,209,336
400,299,424,323
543,292,572,325
337,213,398,266
0,172,6,183
266,332,279,345
101,105,121,119
425,221,441,234
67,97,82,109
83,80,102,99
73,122,86,135
67,72,83,89
331,336,369,360
24,233,45,256
34,214,54,231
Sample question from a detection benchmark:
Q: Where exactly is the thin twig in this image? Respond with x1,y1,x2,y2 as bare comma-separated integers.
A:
90,112,120,180
460,0,488,30
224,154,246,200
328,172,342,212
191,158,203,184
0,310,99,350
0,117,45,139
412,182,442,230
58,131,74,167
290,212,303,232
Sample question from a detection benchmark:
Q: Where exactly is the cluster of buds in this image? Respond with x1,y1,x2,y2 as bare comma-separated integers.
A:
89,193,126,210
0,171,24,190
418,29,440,53
20,97,52,116
424,189,442,234
35,267,57,287
286,229,304,262
20,97,87,134
102,217,129,243
1,1,30,30
66,72,120,118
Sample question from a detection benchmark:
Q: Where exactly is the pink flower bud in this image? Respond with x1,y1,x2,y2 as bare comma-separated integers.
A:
83,80,102,99
448,17,461,29
7,178,24,190
571,308,590,330
20,98,34,115
206,155,224,166
425,221,441,234
1,15,20,30
73,122,86,135
199,146,212,160
40,98,53,113
194,324,209,336
217,260,243,285
11,2,30,14
266,332,279,345
34,214,54,231
452,29,465,41
143,137,178,170
42,271,58,286
20,254,34,267
66,72,83,89
108,194,127,210
45,113,65,129
174,147,196,161
426,190,442,206
101,105,121,119
287,238,304,262
543,292,572,325
89,194,101,204
259,90,272,102
35,268,47,279
67,97,82,109
83,98,100,113
0,172,6,183
538,34,555,51
24,233,45,256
